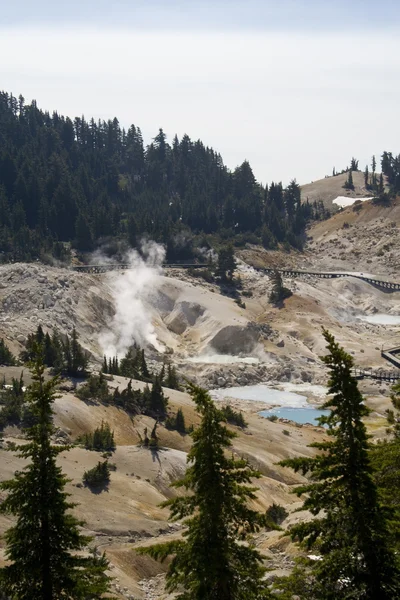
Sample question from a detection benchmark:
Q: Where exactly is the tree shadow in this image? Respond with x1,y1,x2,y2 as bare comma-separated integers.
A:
84,480,110,494
150,446,162,467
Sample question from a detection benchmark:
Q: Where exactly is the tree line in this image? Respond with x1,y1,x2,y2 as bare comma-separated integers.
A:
0,92,323,263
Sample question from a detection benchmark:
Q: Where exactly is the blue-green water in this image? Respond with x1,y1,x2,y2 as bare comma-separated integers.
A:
260,407,330,426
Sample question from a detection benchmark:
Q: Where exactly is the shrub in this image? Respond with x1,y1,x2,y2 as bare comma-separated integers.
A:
283,429,290,436
221,405,247,428
165,408,187,433
0,339,16,366
266,503,289,525
266,414,278,422
83,461,110,489
81,421,115,452
76,373,112,403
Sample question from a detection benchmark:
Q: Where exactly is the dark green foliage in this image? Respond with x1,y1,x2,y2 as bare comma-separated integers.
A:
278,330,400,600
76,373,112,403
266,414,278,422
215,245,236,281
350,157,359,171
269,270,292,305
83,461,111,490
266,503,288,526
111,379,142,414
143,376,168,418
166,408,187,433
0,338,15,365
119,346,141,379
220,404,247,428
81,421,115,452
0,373,25,429
137,384,274,599
102,355,120,375
343,169,354,190
370,439,400,549
0,91,318,262
0,353,112,598
20,326,88,376
165,363,180,390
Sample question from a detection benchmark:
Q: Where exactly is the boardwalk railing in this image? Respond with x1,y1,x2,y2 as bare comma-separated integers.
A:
352,367,400,381
71,263,400,291
258,268,400,292
71,263,208,274
381,346,400,370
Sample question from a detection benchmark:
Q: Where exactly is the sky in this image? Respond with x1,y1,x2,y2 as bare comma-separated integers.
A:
1,0,400,185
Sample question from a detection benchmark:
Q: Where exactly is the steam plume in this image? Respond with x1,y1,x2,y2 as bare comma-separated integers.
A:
99,241,166,357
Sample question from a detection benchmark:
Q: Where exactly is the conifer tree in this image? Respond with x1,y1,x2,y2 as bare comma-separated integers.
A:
278,330,400,600
0,338,15,365
215,245,236,282
140,349,151,380
165,363,180,390
175,408,186,433
269,270,292,305
0,348,112,599
138,384,274,600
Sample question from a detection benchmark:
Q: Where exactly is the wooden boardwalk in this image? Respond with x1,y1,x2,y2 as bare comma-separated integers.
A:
71,263,400,291
259,268,400,292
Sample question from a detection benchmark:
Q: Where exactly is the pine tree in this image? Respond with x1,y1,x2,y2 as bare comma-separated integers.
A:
343,169,354,190
137,384,274,599
102,355,108,373
165,364,180,390
278,330,400,600
215,245,236,282
364,165,369,187
140,349,151,380
146,376,167,417
0,338,16,365
175,408,186,433
0,348,112,599
269,270,292,305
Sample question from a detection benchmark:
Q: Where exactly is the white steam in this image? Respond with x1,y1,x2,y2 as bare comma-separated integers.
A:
99,241,166,357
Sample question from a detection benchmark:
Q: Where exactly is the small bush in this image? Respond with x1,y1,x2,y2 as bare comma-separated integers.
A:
165,408,187,433
81,421,115,452
83,461,110,489
76,373,112,403
0,339,16,366
266,503,289,525
266,414,278,422
283,429,290,436
221,405,247,428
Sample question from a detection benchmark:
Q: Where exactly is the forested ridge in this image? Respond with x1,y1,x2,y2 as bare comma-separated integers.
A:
0,91,327,263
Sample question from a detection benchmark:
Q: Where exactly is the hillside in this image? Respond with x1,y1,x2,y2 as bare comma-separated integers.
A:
301,170,376,210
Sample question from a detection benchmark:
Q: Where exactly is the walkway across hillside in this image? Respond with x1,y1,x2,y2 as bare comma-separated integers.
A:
71,263,400,291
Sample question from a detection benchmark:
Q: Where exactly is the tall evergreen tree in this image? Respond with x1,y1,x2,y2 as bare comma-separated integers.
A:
138,384,274,599
215,245,236,282
0,349,112,599
278,330,400,600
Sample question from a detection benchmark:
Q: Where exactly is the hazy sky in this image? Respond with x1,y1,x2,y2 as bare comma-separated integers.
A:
1,0,400,184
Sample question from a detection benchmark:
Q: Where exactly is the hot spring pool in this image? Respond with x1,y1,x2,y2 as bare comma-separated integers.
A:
259,407,330,426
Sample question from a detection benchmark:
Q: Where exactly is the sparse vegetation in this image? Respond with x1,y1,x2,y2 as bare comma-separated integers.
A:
0,339,16,366
269,270,292,305
83,461,111,490
221,404,247,428
266,503,288,525
165,408,187,433
81,421,115,452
